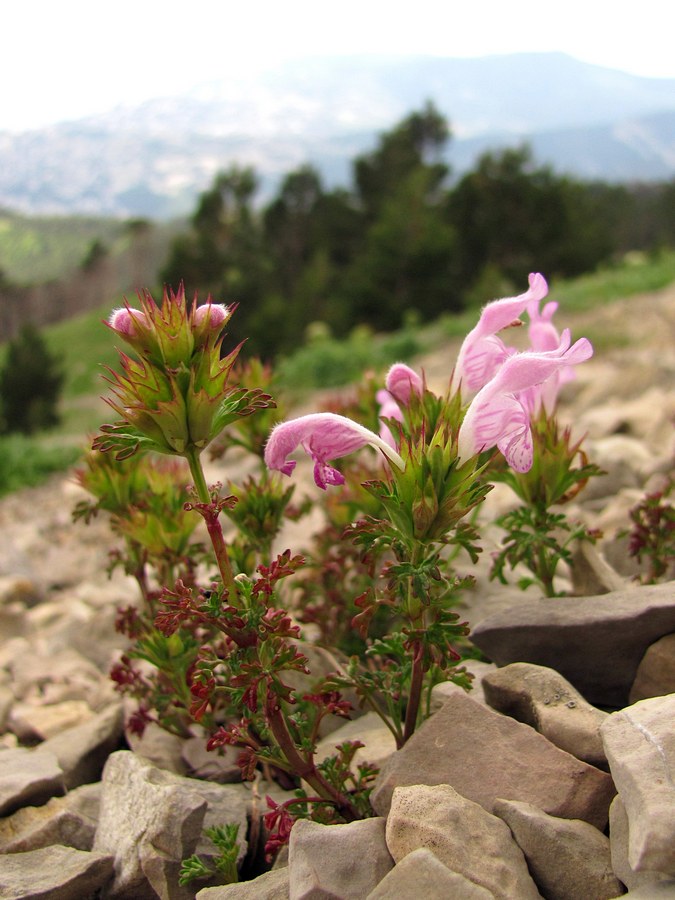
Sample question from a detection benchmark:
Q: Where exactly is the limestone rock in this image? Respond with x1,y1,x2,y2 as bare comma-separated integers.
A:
313,710,396,771
429,659,496,711
7,699,95,742
630,633,675,703
196,867,290,898
0,845,114,899
288,817,393,899
385,783,541,900
482,662,608,767
366,847,494,899
0,746,64,816
371,692,615,830
493,798,624,899
601,694,675,876
93,750,208,899
569,539,627,596
93,750,249,899
40,702,124,789
470,582,675,707
609,794,670,893
0,789,97,853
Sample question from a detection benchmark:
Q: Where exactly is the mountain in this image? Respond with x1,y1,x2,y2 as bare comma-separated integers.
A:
1,53,674,218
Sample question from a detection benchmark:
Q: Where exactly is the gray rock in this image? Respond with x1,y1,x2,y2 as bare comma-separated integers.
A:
312,711,396,772
0,790,97,853
493,798,624,899
609,794,670,893
288,817,393,899
371,692,615,830
7,699,95,742
93,750,208,899
40,702,124,789
196,867,290,898
93,750,249,900
630,633,675,703
482,662,608,767
124,716,188,775
385,783,541,900
470,582,675,707
429,659,496,711
0,845,114,899
601,694,675,876
366,847,494,899
0,747,64,816
569,540,627,596
621,884,675,899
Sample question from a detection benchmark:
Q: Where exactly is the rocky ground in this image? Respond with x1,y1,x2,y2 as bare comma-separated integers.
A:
0,284,674,899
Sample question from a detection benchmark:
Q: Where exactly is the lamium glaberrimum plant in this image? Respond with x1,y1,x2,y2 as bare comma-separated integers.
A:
448,273,602,596
85,275,595,865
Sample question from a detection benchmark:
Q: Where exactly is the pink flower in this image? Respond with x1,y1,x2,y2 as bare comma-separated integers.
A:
108,306,149,338
453,273,549,396
384,363,423,405
525,292,577,413
375,363,423,449
264,412,405,490
457,331,593,472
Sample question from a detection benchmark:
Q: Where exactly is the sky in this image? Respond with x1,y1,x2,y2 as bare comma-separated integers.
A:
3,0,675,132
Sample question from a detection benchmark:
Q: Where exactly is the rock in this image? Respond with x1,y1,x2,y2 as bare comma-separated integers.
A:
93,750,208,899
93,750,249,900
620,885,675,899
182,734,242,783
40,702,124,789
493,798,624,899
569,540,627,596
0,746,64,816
429,659,496,711
313,710,396,771
601,694,675,876
366,847,494,899
371,692,615,830
470,582,675,707
288,817,393,899
0,788,97,853
0,845,114,899
385,783,541,900
0,575,43,608
196,867,290,898
124,717,188,775
609,794,670,893
630,633,675,703
482,662,608,767
8,646,114,710
8,699,95,742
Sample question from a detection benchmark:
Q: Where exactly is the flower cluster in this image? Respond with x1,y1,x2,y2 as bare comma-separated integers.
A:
265,273,592,485
94,285,273,462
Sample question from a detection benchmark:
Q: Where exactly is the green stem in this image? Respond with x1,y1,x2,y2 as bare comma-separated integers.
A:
402,641,424,745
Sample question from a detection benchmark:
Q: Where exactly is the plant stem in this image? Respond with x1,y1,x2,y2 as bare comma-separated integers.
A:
185,448,237,598
402,640,424,745
266,703,361,822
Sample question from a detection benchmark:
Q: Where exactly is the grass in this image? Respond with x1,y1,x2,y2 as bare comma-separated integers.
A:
0,434,81,498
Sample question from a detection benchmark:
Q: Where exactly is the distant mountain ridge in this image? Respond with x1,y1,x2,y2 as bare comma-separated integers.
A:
1,52,674,218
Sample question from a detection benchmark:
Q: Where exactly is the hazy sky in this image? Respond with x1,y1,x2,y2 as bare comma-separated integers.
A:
4,0,674,132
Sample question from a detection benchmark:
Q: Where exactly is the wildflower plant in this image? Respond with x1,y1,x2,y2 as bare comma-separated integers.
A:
82,274,597,866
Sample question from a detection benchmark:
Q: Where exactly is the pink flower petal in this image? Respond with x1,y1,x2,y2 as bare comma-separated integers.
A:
265,413,404,490
454,273,549,395
384,363,423,405
457,333,593,471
